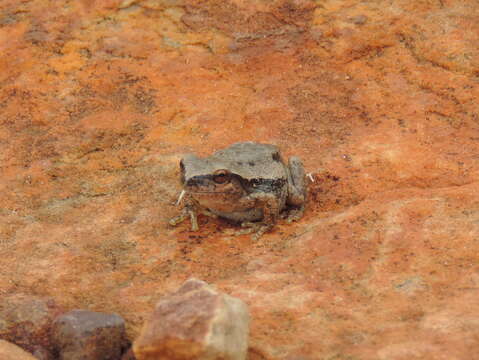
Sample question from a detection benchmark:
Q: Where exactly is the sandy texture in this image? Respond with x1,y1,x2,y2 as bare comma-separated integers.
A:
1,0,479,358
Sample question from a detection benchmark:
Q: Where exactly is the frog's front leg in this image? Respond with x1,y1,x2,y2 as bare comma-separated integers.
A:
169,199,199,231
236,192,281,240
286,156,307,222
170,193,219,231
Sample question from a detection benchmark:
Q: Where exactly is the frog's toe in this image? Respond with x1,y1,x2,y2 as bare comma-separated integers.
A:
286,207,305,223
169,207,200,231
236,222,272,240
235,227,255,236
169,214,187,226
279,211,289,220
251,224,272,241
235,222,258,235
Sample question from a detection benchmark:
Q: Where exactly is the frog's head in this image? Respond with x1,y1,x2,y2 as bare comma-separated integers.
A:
179,154,247,195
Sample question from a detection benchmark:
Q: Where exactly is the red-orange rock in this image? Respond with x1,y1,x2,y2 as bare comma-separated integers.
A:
0,294,62,358
133,278,250,360
0,340,37,360
1,0,479,359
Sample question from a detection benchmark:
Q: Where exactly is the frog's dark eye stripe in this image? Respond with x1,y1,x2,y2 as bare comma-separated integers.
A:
272,152,281,162
213,169,230,184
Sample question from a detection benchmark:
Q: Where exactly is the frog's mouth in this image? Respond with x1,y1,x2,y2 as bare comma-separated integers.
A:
186,185,245,196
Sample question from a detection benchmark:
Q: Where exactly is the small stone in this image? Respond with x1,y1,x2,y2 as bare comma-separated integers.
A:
310,27,323,43
51,309,127,360
349,14,368,25
0,294,63,357
133,278,250,360
0,340,37,360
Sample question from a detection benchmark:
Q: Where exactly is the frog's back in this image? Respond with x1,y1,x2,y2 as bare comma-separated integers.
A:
214,142,278,157
212,142,285,180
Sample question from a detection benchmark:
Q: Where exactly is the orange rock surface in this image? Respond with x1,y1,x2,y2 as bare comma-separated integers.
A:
1,0,479,359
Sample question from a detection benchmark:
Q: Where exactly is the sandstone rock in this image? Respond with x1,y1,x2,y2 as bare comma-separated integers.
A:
51,310,127,360
133,278,250,360
0,340,37,360
2,0,479,358
0,294,62,357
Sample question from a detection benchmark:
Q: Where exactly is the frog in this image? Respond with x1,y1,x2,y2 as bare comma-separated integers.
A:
169,142,307,240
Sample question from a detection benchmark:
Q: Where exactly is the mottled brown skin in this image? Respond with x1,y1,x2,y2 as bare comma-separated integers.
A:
170,142,307,240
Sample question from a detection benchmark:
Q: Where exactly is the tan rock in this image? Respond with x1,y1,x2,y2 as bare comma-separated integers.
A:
133,279,250,360
0,340,37,360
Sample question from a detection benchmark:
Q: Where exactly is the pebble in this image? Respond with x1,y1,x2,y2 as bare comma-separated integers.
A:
51,309,127,360
349,14,368,25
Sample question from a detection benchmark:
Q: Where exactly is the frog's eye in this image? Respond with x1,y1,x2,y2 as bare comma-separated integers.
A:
272,152,281,162
213,169,230,184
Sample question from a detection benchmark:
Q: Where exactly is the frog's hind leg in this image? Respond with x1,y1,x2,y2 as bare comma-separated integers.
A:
235,192,280,240
200,208,218,219
286,156,307,223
